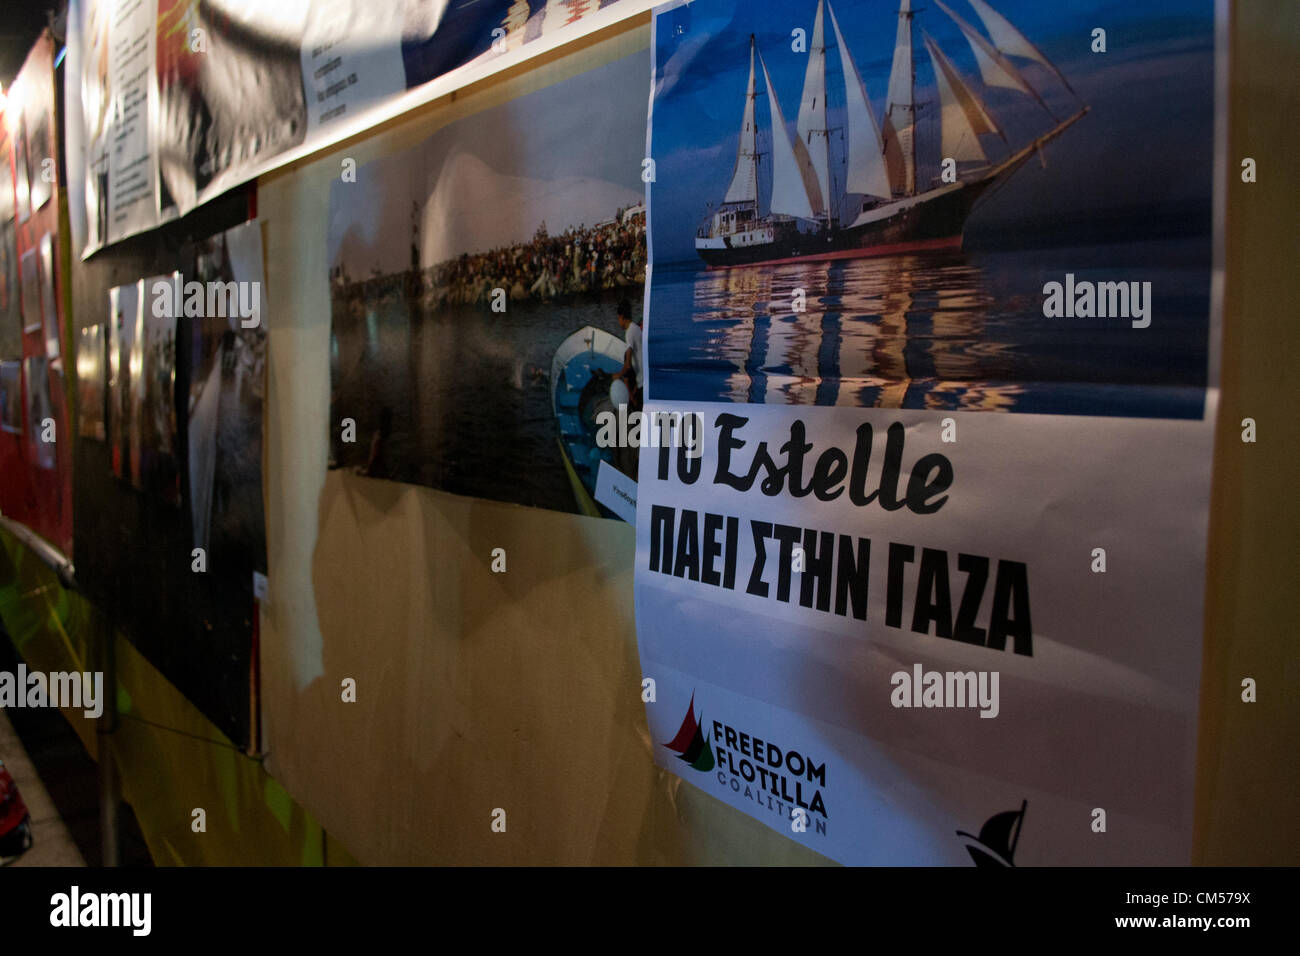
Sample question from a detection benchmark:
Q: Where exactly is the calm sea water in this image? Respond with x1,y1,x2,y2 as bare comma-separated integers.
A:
648,237,1210,418
330,292,636,513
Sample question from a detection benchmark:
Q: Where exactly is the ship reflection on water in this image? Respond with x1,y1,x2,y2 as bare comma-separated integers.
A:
654,239,1207,419
689,253,1023,409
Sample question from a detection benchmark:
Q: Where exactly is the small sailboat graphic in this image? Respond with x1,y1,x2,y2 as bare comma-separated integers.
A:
664,693,715,772
957,799,1027,867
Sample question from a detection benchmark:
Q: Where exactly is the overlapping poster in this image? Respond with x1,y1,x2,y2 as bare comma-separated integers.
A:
23,356,55,470
77,324,107,441
39,234,59,364
81,0,157,247
107,280,140,480
12,115,31,224
634,0,1221,864
0,362,21,434
0,153,20,360
73,0,651,256
24,80,55,215
326,48,648,516
134,274,180,504
19,249,40,334
187,220,267,571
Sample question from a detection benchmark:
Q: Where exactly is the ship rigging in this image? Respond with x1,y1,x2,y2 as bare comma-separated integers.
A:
695,0,1088,268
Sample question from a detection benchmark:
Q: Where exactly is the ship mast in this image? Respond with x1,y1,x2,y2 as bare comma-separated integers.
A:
796,0,834,229
722,36,762,222
882,0,917,198
827,0,892,203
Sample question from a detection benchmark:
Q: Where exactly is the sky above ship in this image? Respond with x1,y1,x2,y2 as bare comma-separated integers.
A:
650,0,1215,264
328,50,647,278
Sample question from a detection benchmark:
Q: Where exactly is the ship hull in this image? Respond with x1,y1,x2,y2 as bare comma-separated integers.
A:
697,177,995,269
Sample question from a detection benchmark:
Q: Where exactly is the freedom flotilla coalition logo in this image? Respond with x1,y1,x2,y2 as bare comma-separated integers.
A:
664,693,715,771
664,693,828,836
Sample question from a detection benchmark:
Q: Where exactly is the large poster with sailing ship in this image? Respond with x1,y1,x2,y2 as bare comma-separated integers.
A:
646,0,1213,417
634,0,1221,864
327,48,649,517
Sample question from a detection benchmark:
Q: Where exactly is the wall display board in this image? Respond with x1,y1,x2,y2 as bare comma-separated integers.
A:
0,32,74,557
326,48,648,516
634,0,1221,864
72,0,654,257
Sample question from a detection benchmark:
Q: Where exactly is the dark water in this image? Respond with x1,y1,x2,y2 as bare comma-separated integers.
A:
330,292,636,513
648,237,1210,418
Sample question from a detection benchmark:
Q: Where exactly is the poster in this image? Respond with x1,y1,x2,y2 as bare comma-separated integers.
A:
187,220,267,571
302,0,610,141
326,48,648,516
39,234,59,364
25,97,54,214
300,0,405,136
75,0,651,255
0,362,21,434
133,275,179,503
634,0,1221,864
155,0,306,219
107,280,140,479
19,248,40,334
0,153,19,360
401,0,633,90
100,0,159,244
79,0,119,249
13,114,31,224
77,324,107,441
23,356,55,470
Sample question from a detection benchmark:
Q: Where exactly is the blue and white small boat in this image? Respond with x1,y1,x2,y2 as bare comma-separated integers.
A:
551,326,626,517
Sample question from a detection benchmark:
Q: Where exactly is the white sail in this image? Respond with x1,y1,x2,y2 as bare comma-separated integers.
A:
935,0,1034,96
936,0,1057,118
923,32,998,163
796,0,832,219
882,0,916,196
828,0,892,201
761,51,822,220
723,42,759,205
966,0,1078,95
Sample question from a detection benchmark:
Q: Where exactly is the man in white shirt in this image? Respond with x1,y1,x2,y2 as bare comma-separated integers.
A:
614,298,643,410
